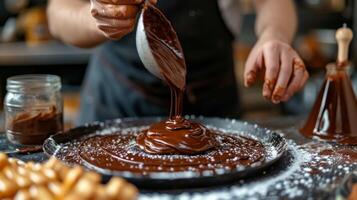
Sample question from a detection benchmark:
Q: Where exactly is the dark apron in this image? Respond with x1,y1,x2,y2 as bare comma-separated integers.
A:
78,0,240,124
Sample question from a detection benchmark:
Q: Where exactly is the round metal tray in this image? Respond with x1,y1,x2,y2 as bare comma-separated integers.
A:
43,117,287,189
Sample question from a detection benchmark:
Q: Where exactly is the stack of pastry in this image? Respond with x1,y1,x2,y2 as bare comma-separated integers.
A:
0,153,137,200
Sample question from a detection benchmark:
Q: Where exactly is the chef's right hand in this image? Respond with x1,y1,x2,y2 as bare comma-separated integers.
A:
90,0,157,40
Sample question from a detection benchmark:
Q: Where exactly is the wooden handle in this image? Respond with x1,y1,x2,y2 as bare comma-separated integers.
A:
335,24,353,64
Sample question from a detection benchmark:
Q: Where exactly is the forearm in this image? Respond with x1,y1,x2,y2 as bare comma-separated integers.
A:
254,0,297,44
47,0,106,48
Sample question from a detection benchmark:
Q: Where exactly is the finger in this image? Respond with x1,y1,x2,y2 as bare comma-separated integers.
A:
300,70,309,89
96,0,144,5
91,4,139,19
101,25,133,40
96,18,136,29
98,25,134,39
281,58,305,102
262,42,280,100
98,25,130,33
244,50,263,87
244,55,258,87
271,48,293,104
282,70,309,102
149,0,157,4
102,28,133,39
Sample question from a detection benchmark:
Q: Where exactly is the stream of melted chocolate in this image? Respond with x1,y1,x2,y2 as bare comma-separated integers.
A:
58,4,267,174
135,4,216,154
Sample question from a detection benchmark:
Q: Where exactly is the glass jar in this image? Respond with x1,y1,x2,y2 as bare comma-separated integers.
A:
4,74,63,145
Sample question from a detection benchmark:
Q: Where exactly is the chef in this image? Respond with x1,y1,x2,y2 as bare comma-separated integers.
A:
47,0,309,124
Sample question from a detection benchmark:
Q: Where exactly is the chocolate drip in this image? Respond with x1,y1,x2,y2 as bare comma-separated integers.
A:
136,4,216,154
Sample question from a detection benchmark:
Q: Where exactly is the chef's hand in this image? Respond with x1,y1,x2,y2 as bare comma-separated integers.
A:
90,0,157,39
244,32,309,104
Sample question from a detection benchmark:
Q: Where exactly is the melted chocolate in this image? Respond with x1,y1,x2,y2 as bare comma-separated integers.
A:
143,4,186,91
300,64,357,144
319,148,357,162
300,142,357,175
77,130,266,173
136,4,216,154
6,106,63,145
55,4,267,175
136,119,216,154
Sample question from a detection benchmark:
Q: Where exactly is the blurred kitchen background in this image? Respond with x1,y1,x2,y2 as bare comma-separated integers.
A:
0,0,356,131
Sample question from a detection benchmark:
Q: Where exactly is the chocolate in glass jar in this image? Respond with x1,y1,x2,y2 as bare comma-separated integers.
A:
4,75,63,145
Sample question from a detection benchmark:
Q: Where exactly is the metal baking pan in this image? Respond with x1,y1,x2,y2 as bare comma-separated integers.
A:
43,117,287,189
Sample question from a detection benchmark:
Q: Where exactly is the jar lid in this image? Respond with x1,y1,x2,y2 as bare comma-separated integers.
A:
6,74,61,92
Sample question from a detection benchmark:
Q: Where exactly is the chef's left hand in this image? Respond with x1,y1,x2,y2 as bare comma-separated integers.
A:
244,33,309,104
